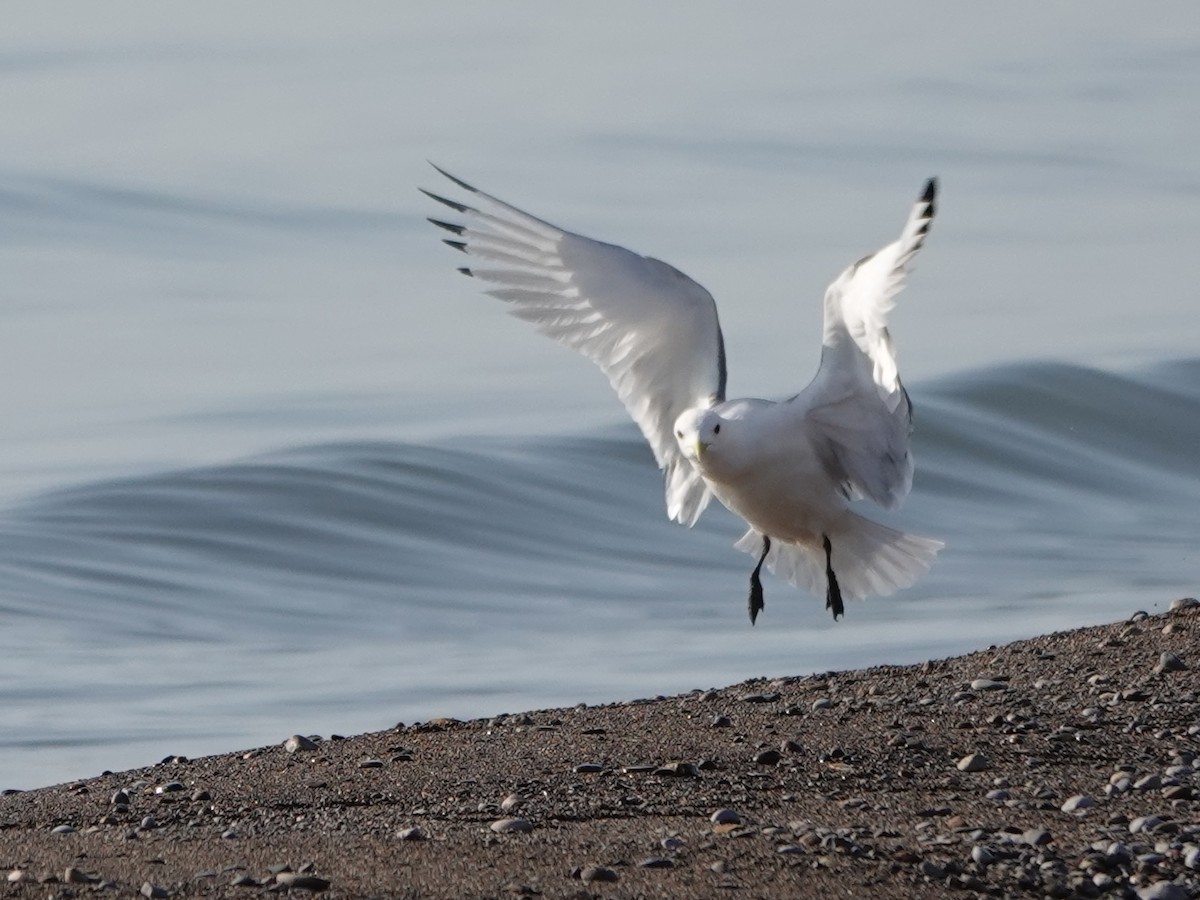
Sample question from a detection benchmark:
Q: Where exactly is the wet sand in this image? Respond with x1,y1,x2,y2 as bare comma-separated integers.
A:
2,599,1198,899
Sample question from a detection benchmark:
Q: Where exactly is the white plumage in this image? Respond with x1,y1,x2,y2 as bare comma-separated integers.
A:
423,166,941,622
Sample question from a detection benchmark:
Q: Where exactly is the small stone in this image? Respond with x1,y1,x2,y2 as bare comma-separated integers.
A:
1061,794,1094,813
229,874,258,887
660,836,684,851
284,734,318,753
275,873,330,891
1183,844,1200,869
1135,774,1164,791
1022,828,1052,846
7,870,25,884
1137,882,1189,900
155,781,184,794
957,753,990,772
111,789,130,806
580,866,619,884
64,868,95,884
573,763,604,773
396,826,429,841
1130,815,1165,834
1154,652,1187,674
753,749,782,766
140,883,168,899
190,789,211,802
919,860,946,879
490,818,533,834
50,824,76,834
776,844,804,855
970,679,1008,691
812,698,833,710
740,692,780,703
656,761,699,777
971,845,995,866
985,789,1010,801
710,715,732,728
358,759,384,769
500,793,522,813
710,809,741,825
638,858,674,868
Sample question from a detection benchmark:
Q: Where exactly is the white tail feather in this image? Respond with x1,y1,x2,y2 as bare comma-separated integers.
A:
736,513,942,604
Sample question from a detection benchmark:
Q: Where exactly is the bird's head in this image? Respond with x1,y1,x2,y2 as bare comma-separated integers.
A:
673,407,727,470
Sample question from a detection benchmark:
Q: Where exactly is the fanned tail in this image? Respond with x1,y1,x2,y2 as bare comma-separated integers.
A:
735,512,941,612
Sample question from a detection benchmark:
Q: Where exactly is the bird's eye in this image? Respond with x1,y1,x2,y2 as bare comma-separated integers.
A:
713,424,721,434
675,429,683,438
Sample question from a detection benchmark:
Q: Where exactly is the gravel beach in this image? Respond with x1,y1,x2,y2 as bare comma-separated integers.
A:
3,600,1199,899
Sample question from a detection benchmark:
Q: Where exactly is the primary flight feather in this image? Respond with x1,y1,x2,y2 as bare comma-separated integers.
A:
423,166,942,622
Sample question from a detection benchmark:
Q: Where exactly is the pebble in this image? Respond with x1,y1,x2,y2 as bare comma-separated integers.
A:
638,858,674,868
753,749,782,766
580,866,619,884
1130,816,1163,834
660,836,684,851
1154,652,1187,674
970,678,1008,691
710,715,732,728
500,793,522,813
396,826,429,841
490,818,534,834
111,789,130,806
710,809,741,825
155,781,184,793
573,763,604,773
1022,828,1052,847
971,845,995,866
1061,794,1094,813
358,759,384,769
6,870,24,884
1135,774,1163,791
276,873,331,891
812,698,833,710
284,734,318,753
1137,882,1190,900
140,883,168,899
64,867,95,884
50,824,76,834
957,753,990,772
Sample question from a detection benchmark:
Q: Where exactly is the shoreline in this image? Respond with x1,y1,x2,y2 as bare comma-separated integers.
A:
2,601,1198,899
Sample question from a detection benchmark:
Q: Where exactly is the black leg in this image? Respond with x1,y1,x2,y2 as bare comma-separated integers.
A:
823,534,844,620
748,534,771,625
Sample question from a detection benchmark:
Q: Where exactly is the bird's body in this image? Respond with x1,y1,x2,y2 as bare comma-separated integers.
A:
423,166,942,622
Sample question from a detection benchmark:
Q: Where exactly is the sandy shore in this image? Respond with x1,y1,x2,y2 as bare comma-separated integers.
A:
2,600,1199,899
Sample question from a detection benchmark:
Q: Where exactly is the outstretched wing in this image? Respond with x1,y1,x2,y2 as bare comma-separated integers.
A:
422,166,727,525
799,178,937,509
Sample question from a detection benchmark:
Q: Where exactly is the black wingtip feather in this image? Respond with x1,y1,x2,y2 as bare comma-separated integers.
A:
428,162,480,195
457,266,473,277
419,187,474,215
443,239,468,253
428,218,464,235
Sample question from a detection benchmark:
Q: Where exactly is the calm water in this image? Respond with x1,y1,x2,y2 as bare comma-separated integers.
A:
1,4,1198,789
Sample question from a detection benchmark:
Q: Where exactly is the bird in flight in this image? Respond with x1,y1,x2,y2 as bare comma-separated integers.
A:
422,166,942,623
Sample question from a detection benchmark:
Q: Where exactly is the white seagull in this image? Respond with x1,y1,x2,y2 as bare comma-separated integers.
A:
422,167,942,623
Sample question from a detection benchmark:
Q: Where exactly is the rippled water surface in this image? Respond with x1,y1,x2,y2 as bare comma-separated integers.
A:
1,4,1198,788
